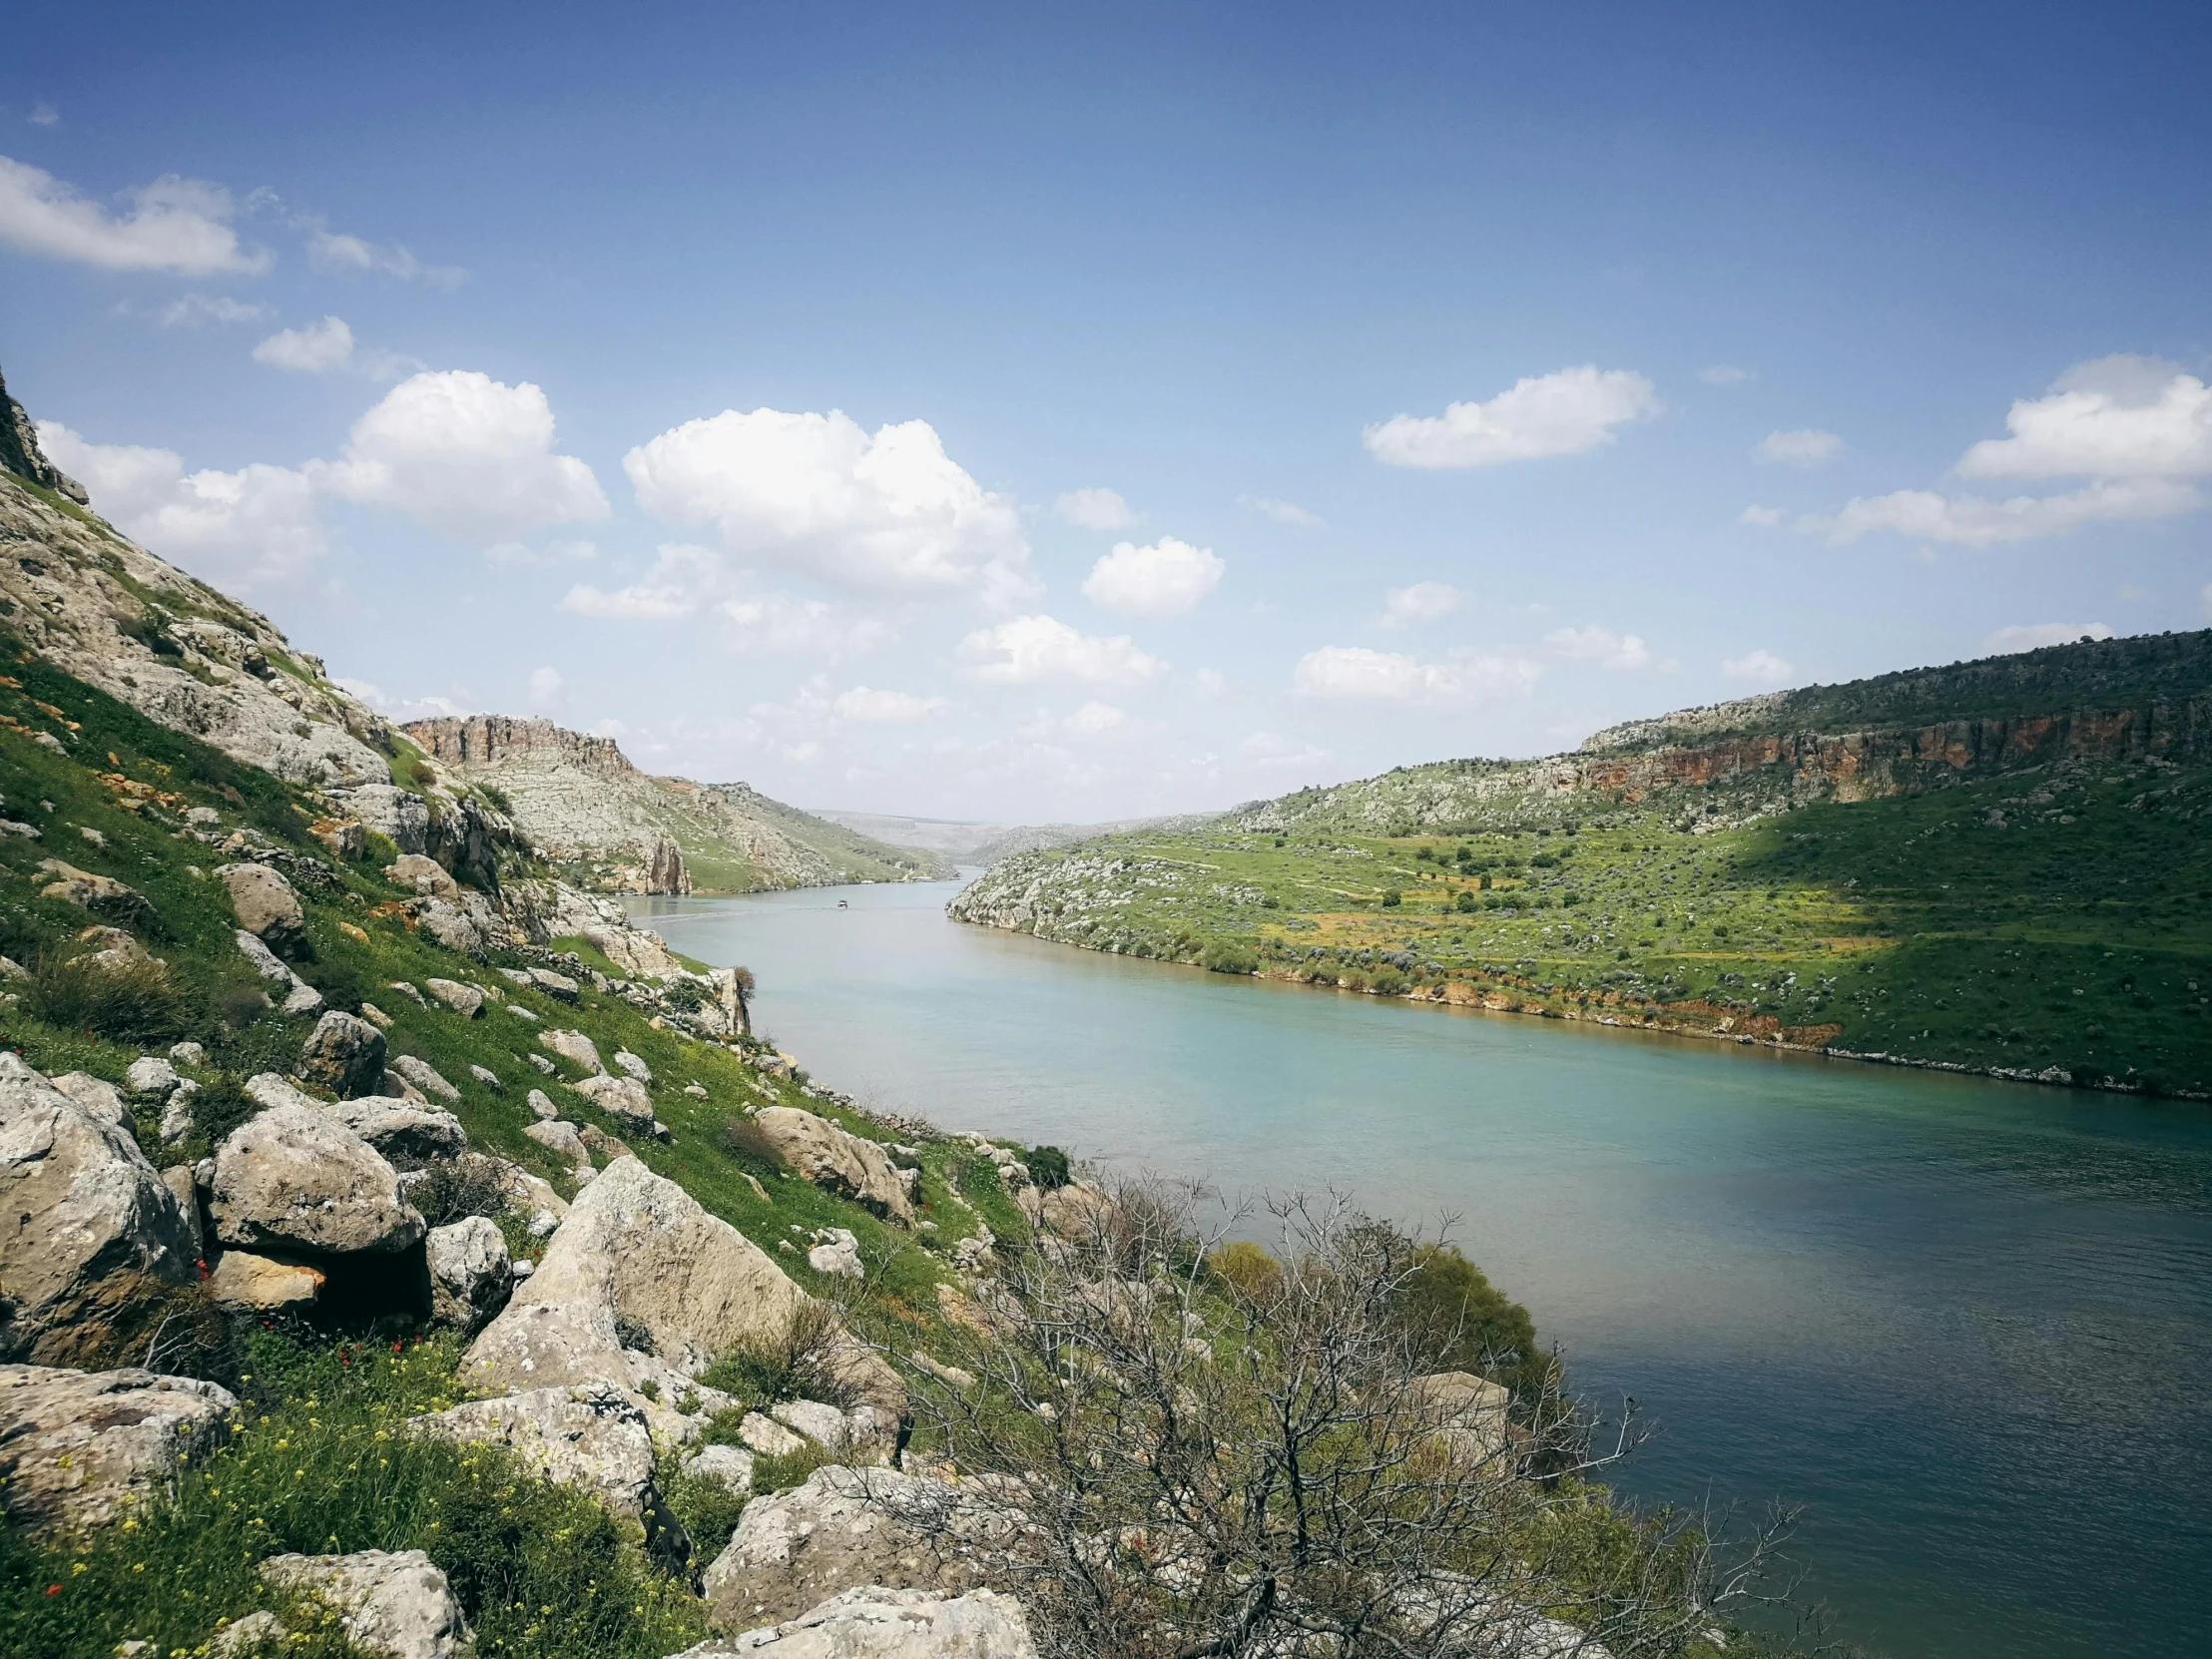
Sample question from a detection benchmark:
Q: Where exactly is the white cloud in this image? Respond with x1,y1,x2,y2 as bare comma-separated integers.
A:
1757,428,1843,465
1241,731,1331,769
1054,487,1134,529
1545,624,1654,671
1700,364,1755,385
1823,477,2200,547
957,614,1167,688
625,407,1033,603
28,104,59,128
1062,700,1132,738
1080,537,1223,620
1981,622,2114,656
303,223,465,286
0,155,268,275
1956,356,2212,480
253,315,354,373
1738,505,1787,528
526,666,563,708
38,421,322,591
560,582,694,620
1193,667,1226,695
153,293,269,327
832,686,947,723
1364,365,1659,469
1293,645,1536,705
1241,495,1325,527
336,679,467,722
484,538,596,568
720,592,891,658
1721,648,1794,685
1379,581,1464,628
313,370,608,544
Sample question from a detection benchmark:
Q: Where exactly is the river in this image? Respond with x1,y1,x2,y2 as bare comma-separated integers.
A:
630,878,2212,1659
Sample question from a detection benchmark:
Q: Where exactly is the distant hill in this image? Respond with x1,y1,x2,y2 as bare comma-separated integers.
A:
812,808,1224,865
953,631,2212,1098
405,716,953,893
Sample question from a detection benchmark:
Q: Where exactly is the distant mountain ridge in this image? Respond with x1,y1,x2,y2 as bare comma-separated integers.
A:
812,808,1225,865
406,715,952,893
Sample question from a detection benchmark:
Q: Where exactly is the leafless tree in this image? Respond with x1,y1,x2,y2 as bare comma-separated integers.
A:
899,1177,1799,1658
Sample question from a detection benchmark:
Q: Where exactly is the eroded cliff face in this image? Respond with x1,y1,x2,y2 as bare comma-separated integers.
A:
407,715,639,782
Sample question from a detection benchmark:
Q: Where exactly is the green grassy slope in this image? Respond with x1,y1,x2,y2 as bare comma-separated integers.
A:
669,781,956,892
953,655,2212,1097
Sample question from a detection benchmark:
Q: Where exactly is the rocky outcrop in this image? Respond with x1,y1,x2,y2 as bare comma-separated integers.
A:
0,1363,236,1535
209,1250,323,1311
209,1105,424,1258
574,1072,661,1136
426,1217,509,1332
0,1054,197,1361
321,1098,467,1163
702,1466,1021,1632
410,1383,659,1518
258,1549,469,1659
298,1010,387,1098
753,1107,914,1226
1,365,88,501
219,861,308,959
680,1586,1038,1658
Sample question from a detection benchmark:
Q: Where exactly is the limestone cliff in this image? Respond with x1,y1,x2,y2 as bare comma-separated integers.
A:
405,715,951,894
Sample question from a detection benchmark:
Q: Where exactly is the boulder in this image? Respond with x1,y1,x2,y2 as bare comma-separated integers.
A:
218,862,308,959
528,967,581,1001
524,1118,590,1167
36,858,153,927
427,1217,510,1333
161,1164,205,1255
539,1028,605,1075
701,1465,1021,1632
754,1107,915,1226
467,1064,502,1090
808,1229,864,1280
583,924,679,982
49,1071,128,1127
259,1549,469,1659
679,1586,1038,1659
0,1363,237,1536
297,1010,388,1098
423,978,484,1018
170,1040,208,1066
683,1442,756,1494
614,1049,653,1083
209,1250,323,1311
409,1382,658,1518
312,818,367,861
74,924,152,973
737,1411,807,1456
0,1053,197,1361
526,1088,559,1121
236,929,323,1015
463,1158,882,1411
574,1072,660,1135
415,900,483,956
125,1056,181,1097
389,1055,460,1104
159,1084,199,1143
322,1098,467,1163
211,1609,288,1657
384,853,459,900
210,1104,424,1257
334,785,431,855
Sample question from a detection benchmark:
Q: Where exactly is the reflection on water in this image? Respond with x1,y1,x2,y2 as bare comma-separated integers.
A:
633,880,2212,1659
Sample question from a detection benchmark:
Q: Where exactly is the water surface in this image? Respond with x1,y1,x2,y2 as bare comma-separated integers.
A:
633,880,2212,1659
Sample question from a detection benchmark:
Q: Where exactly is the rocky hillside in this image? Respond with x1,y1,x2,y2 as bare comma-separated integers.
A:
406,715,952,895
953,632,2212,1098
815,808,1224,865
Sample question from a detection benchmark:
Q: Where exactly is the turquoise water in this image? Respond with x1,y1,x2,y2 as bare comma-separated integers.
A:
632,879,2212,1659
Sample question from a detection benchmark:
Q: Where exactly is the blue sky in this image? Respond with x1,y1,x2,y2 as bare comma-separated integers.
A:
4,2,2208,820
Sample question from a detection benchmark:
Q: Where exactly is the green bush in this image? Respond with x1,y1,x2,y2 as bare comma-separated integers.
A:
1393,1242,1550,1403
1023,1145,1071,1189
21,950,197,1043
1371,970,1407,996
1380,889,1402,908
1454,889,1479,913
1199,940,1258,975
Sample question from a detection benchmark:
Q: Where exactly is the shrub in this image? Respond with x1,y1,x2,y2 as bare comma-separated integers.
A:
22,949,196,1043
1393,1241,1551,1402
1199,941,1258,975
1206,1238,1282,1302
697,1300,852,1406
1371,970,1408,996
662,977,709,1012
1023,1145,1071,1189
660,1455,752,1562
188,1075,258,1149
1380,888,1402,907
1454,889,1479,913
406,1153,513,1228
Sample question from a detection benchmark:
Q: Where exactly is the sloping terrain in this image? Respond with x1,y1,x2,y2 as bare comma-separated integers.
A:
814,807,1224,864
953,632,2212,1097
406,715,952,893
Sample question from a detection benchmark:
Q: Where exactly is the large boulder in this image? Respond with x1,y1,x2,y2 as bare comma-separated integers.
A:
298,1010,387,1098
209,1250,323,1311
524,1118,591,1167
426,1217,510,1332
679,1586,1037,1658
574,1072,660,1136
259,1549,469,1659
423,977,484,1018
754,1107,914,1226
36,858,153,927
409,1382,658,1518
235,929,323,1014
210,1105,424,1257
702,1465,1021,1632
218,861,308,959
0,1054,197,1361
389,1055,461,1104
0,1363,237,1536
461,1158,892,1411
322,1098,467,1163
539,1029,605,1075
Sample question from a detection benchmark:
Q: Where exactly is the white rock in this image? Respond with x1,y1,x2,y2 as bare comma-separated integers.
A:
170,1040,208,1066
753,1107,914,1226
524,1118,590,1167
423,977,484,1018
49,1071,128,1127
409,1383,658,1517
526,1088,559,1121
682,1441,755,1494
389,1055,460,1104
737,1411,806,1456
235,928,322,1014
528,1052,557,1074
808,1230,864,1280
613,1049,653,1083
126,1056,180,1097
679,1586,1037,1659
467,1064,502,1090
0,1363,237,1535
427,1216,511,1333
210,1104,424,1258
210,1609,287,1657
539,1028,605,1075
321,1098,467,1162
259,1549,469,1659
574,1072,659,1135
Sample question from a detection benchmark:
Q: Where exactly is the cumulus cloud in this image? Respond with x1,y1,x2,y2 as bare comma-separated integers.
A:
1738,505,1787,528
28,104,59,128
1721,648,1794,685
1700,364,1755,385
1956,356,2212,480
337,679,467,722
1241,495,1325,527
303,223,465,286
957,614,1167,688
1757,428,1843,465
253,315,354,373
720,592,891,659
625,407,1033,603
1982,622,2114,656
38,422,321,591
313,370,608,544
1293,645,1536,705
0,155,268,275
831,686,947,723
526,666,563,708
1824,477,2199,547
1241,731,1332,770
1055,487,1134,529
1545,625,1655,671
1364,365,1659,469
559,545,710,621
153,293,269,327
1379,582,1464,628
1080,537,1223,620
